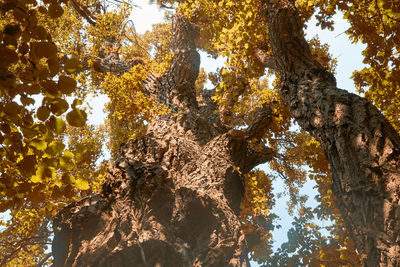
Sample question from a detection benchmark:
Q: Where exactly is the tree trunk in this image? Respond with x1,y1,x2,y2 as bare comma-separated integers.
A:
260,1,400,266
51,14,274,267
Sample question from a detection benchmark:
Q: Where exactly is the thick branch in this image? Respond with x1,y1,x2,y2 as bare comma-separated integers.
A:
246,103,274,142
263,1,400,265
87,55,145,75
161,13,200,110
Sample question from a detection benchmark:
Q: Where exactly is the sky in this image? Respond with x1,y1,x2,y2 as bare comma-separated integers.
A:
87,0,367,259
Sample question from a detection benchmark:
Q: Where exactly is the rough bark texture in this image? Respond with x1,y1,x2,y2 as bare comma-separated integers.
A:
51,14,274,267
261,1,400,266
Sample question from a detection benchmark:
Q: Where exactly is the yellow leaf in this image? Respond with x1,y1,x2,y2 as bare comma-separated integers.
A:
20,155,37,174
32,42,57,59
31,174,42,183
63,150,74,159
30,138,47,150
58,75,76,94
49,98,69,115
48,140,65,155
66,109,87,127
37,106,50,121
47,116,66,134
75,178,90,190
48,3,64,19
64,58,82,74
4,102,20,116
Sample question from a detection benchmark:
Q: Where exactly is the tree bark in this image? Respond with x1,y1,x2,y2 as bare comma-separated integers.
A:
261,1,400,266
51,14,274,266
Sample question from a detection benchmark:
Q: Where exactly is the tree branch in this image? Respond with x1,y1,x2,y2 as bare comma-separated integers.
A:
69,0,97,25
246,103,274,142
86,55,145,75
262,0,400,265
36,253,52,267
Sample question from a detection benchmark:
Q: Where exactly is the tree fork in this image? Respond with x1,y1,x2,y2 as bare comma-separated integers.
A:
260,0,400,265
51,14,274,266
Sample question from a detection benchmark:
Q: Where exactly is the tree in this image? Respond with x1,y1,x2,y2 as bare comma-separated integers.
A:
1,0,399,266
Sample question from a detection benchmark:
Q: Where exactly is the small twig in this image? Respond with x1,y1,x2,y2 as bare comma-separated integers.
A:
334,31,346,38
36,253,52,267
384,13,400,23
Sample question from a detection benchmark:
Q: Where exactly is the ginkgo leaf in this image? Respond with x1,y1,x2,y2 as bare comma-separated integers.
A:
48,140,65,155
22,127,37,138
48,116,66,134
66,109,87,127
20,95,35,106
4,102,20,115
30,138,47,150
47,57,59,76
37,106,51,121
25,83,41,95
31,175,42,183
42,157,58,167
58,75,76,94
20,155,37,174
0,46,18,66
9,132,22,143
49,98,69,115
32,42,57,59
0,200,13,212
64,58,82,74
71,99,83,108
63,150,74,159
4,24,20,36
31,25,48,40
41,80,59,96
75,178,90,190
48,3,64,19
59,157,74,171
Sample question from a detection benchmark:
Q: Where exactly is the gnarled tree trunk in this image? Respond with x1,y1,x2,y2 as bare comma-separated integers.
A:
51,14,274,267
260,1,400,266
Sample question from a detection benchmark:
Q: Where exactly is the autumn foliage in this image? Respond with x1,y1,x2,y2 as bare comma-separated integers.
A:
1,0,398,265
